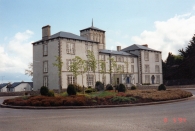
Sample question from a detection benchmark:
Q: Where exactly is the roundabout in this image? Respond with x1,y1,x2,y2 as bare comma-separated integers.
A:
0,89,195,131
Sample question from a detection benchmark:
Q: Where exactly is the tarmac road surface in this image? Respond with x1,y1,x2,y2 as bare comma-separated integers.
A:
0,89,194,131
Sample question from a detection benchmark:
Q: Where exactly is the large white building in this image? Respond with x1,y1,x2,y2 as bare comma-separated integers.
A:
32,24,163,90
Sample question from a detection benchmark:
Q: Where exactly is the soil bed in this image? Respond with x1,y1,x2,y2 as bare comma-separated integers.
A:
2,89,193,107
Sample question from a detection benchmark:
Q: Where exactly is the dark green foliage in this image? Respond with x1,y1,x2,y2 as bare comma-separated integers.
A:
111,96,136,103
73,84,83,92
118,84,126,92
142,83,150,85
131,85,136,90
88,86,92,89
85,88,96,93
106,84,113,90
158,84,166,91
67,84,76,95
40,86,49,96
48,90,54,97
95,81,104,91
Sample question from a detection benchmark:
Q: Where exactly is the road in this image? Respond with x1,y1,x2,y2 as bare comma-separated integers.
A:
0,89,195,131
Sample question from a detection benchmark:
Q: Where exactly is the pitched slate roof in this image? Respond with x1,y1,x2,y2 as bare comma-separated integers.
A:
33,31,97,44
80,26,105,32
121,44,161,52
99,49,137,57
7,82,21,89
0,83,9,89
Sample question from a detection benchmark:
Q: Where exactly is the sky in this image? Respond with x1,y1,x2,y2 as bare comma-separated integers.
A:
1,0,195,83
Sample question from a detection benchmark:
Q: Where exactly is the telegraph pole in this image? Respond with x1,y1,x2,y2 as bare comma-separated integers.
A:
1,76,5,84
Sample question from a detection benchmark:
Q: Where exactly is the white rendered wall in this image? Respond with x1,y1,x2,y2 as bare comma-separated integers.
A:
14,83,31,92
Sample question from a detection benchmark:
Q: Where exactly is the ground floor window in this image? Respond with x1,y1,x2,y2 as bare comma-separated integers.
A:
43,76,48,87
156,75,160,84
67,75,75,85
87,75,94,87
145,75,150,83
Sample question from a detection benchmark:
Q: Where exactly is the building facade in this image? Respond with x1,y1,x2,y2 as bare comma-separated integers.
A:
32,24,163,91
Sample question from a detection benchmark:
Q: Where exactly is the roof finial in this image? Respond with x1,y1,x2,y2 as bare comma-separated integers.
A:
92,18,93,27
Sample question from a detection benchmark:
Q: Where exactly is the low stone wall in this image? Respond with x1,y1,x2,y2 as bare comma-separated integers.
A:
0,91,39,97
137,84,195,90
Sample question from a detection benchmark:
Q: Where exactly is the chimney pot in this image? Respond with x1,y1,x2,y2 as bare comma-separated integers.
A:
142,44,148,47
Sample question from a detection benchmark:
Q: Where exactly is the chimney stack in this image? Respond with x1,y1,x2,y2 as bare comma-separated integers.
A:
142,44,148,47
117,46,121,51
42,25,51,40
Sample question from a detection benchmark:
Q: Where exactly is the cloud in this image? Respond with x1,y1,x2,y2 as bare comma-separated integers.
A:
0,30,34,74
131,13,195,60
193,5,195,10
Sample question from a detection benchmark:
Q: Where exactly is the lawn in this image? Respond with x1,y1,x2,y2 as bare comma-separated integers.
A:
2,89,193,106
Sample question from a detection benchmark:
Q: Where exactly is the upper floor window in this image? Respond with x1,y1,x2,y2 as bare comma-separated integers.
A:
99,54,105,61
131,65,134,73
86,44,93,53
66,59,73,71
43,61,48,73
131,58,134,63
145,65,150,73
155,65,160,73
155,54,159,62
43,44,48,56
117,56,124,62
144,51,149,61
66,43,75,54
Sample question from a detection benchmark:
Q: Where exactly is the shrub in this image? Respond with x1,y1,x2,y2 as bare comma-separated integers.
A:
158,84,166,91
48,90,54,97
118,84,126,92
95,81,104,91
106,84,113,90
73,84,83,92
67,84,76,95
40,86,49,96
111,96,136,103
88,86,92,89
131,85,136,90
85,88,96,93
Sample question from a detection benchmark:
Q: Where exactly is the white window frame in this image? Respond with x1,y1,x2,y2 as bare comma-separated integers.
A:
67,75,76,85
131,58,134,63
67,59,73,71
131,65,134,73
155,65,160,73
43,44,48,56
66,43,75,54
43,61,48,73
43,76,48,87
145,65,150,73
155,54,159,62
87,75,94,87
145,75,150,83
144,51,149,61
156,75,160,84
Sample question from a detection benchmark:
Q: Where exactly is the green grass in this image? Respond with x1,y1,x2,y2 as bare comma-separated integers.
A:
89,91,116,98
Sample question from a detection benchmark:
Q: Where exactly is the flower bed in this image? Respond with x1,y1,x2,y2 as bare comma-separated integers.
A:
2,89,193,106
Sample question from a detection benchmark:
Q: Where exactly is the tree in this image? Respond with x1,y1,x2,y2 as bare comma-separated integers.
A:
108,57,123,86
53,56,63,93
87,50,97,87
25,63,33,81
69,56,87,90
99,60,106,84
